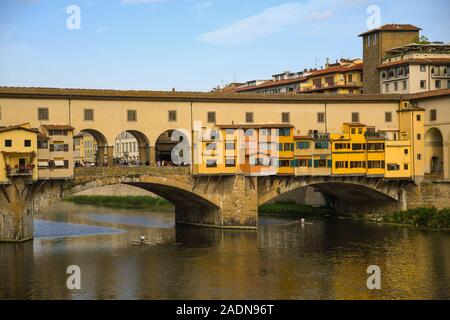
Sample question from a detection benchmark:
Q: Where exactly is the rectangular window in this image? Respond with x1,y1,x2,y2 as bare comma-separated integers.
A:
168,110,177,122
279,160,290,167
281,112,290,123
335,161,348,169
368,160,385,169
417,133,421,140
225,158,236,167
387,163,400,171
404,149,409,155
283,143,294,151
402,80,407,90
430,109,437,121
351,112,360,123
435,80,441,89
206,159,217,168
394,82,398,91
420,80,426,89
38,108,49,121
50,143,69,152
352,143,365,151
385,112,392,122
385,83,389,93
38,140,48,149
317,112,325,123
367,143,385,151
225,142,235,150
84,109,94,121
127,110,137,122
404,164,409,170
420,65,426,72
334,143,350,150
417,154,422,160
350,161,366,168
207,112,216,123
245,112,254,123
5,139,12,147
416,114,421,121
315,141,329,149
24,140,31,147
296,141,310,149
278,128,291,136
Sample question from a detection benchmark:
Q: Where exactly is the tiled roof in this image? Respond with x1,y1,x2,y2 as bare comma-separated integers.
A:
41,124,75,131
359,24,421,37
216,124,294,129
235,63,363,92
408,89,450,100
0,124,39,134
235,77,307,92
0,86,406,102
378,58,450,69
308,63,363,78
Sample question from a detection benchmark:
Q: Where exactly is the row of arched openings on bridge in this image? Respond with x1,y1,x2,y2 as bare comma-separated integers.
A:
76,129,187,167
77,127,447,176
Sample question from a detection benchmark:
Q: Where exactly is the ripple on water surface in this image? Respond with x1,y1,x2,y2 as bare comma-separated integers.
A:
34,219,124,239
85,213,175,228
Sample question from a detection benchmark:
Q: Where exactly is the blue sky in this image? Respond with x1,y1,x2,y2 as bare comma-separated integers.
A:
0,0,448,91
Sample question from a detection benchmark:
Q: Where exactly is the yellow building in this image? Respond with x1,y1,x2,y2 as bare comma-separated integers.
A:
293,132,332,176
331,123,369,176
37,125,75,179
0,123,39,183
300,59,364,94
192,124,294,176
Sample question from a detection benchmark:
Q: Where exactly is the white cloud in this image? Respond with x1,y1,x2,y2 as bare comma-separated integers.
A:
197,0,364,45
195,1,213,10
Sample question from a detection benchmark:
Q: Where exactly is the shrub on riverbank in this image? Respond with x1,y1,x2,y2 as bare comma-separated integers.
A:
65,195,173,210
258,202,334,217
383,208,450,229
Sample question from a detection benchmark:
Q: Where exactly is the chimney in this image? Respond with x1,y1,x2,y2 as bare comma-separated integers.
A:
325,57,330,69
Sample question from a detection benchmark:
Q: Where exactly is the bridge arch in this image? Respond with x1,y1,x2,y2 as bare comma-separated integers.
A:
425,127,444,175
66,168,222,226
79,129,110,165
258,177,400,214
113,130,151,165
154,129,190,164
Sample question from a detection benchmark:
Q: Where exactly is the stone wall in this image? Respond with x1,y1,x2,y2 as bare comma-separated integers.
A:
404,180,450,210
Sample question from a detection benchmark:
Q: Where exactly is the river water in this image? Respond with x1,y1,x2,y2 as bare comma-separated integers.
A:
0,202,449,300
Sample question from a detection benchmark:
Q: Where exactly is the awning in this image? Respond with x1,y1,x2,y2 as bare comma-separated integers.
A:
38,161,49,167
54,160,65,167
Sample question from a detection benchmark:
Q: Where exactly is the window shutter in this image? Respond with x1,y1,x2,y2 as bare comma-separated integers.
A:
314,160,319,168
64,144,69,152
50,144,54,152
327,160,332,168
308,159,312,167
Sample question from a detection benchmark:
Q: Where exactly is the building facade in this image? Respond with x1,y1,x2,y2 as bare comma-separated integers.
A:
379,43,450,94
360,24,421,94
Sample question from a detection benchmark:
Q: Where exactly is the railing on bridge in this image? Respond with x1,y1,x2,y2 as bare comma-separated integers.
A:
74,166,191,177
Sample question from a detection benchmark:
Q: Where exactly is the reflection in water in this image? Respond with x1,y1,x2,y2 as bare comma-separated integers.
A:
0,202,449,300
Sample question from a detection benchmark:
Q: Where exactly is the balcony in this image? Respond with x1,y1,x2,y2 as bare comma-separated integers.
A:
6,165,35,177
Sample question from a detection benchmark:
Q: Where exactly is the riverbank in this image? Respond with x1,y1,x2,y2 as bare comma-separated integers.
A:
65,195,174,210
382,207,450,229
259,202,450,230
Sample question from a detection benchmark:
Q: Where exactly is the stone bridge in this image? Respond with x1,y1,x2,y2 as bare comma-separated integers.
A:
4,166,448,242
